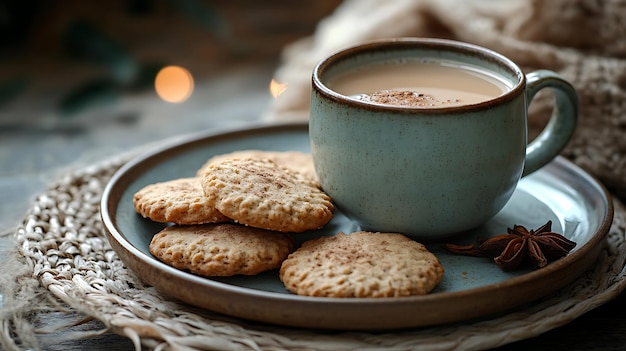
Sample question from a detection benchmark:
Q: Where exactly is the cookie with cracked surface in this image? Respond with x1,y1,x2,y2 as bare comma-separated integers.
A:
196,150,319,183
279,231,444,297
149,224,294,276
133,177,230,225
200,158,333,232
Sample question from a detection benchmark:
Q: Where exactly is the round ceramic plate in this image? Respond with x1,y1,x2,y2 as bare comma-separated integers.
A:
101,122,613,330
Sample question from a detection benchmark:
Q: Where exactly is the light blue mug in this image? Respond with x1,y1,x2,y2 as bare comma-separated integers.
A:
309,38,578,240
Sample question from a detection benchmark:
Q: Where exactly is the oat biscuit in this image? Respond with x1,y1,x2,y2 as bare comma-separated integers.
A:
196,150,318,182
279,231,444,297
133,177,230,225
149,224,294,276
200,158,333,232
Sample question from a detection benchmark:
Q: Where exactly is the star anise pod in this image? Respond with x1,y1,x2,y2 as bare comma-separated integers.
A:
445,220,576,271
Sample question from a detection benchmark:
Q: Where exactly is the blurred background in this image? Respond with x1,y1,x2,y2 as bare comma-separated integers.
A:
0,0,342,231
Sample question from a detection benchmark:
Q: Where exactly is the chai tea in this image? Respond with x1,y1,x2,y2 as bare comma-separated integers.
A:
327,60,511,107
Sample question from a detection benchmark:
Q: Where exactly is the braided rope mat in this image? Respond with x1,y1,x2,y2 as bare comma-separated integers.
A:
9,152,626,351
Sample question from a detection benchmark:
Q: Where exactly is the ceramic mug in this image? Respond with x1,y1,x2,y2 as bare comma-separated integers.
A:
309,38,578,240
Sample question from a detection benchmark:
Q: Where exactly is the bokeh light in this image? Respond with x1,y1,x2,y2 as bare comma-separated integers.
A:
269,79,288,98
155,66,194,103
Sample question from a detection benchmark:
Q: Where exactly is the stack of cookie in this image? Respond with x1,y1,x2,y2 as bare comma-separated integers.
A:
133,150,444,297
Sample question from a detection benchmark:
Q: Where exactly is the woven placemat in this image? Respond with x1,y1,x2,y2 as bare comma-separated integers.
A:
7,151,626,351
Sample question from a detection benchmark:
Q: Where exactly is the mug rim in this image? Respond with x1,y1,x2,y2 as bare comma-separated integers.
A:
312,37,526,114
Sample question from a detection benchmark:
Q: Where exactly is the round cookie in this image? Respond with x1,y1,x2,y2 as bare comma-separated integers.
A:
200,158,333,232
279,231,444,297
149,224,294,276
133,177,230,225
196,150,318,183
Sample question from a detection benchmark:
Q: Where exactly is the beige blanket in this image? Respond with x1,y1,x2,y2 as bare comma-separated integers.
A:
264,0,626,199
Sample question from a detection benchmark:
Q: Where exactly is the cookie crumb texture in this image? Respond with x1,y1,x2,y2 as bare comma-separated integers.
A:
196,150,319,183
149,224,294,276
201,158,334,232
280,232,444,297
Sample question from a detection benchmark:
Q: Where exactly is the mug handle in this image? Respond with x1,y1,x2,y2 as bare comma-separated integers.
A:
522,70,578,177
